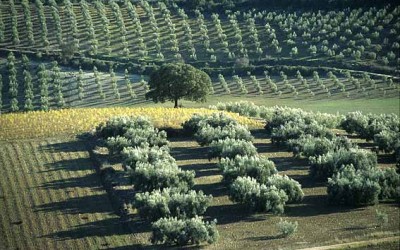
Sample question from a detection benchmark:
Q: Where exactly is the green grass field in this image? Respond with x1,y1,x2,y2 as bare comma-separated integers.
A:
145,95,400,116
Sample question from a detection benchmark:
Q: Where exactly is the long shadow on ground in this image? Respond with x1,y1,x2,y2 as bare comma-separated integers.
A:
43,217,141,240
179,162,220,178
37,172,102,190
170,146,209,161
39,140,90,153
39,157,94,173
284,194,361,217
35,194,113,214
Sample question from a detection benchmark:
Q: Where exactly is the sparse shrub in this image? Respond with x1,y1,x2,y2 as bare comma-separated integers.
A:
327,164,381,206
288,135,354,157
271,121,334,145
341,111,368,134
265,175,304,203
341,112,399,140
219,155,277,184
106,136,131,155
151,216,219,246
208,138,258,160
195,123,253,146
134,189,212,221
131,160,195,192
276,219,298,237
182,113,238,135
374,130,400,153
378,167,400,200
309,148,377,180
229,176,288,213
375,209,388,227
96,116,153,139
122,145,174,171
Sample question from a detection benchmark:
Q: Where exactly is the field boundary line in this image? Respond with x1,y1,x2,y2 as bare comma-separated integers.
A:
298,235,400,250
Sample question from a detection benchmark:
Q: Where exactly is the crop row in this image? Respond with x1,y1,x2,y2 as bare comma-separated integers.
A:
0,53,398,113
0,1,398,70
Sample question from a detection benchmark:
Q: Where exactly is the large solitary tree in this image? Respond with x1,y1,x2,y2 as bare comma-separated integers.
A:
145,63,213,108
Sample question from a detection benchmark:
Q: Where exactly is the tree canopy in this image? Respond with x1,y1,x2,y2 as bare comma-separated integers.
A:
145,63,213,108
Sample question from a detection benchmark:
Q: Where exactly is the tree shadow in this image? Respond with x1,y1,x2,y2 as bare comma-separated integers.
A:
179,163,220,178
35,194,114,214
39,157,94,173
244,235,284,241
170,146,209,161
254,142,286,154
284,194,361,217
193,182,227,198
39,140,90,153
43,217,142,241
205,203,266,225
37,173,102,190
270,157,309,172
289,174,326,188
377,153,396,164
107,243,204,250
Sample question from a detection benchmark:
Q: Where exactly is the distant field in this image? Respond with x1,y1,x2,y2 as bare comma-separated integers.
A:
0,138,135,249
145,95,400,116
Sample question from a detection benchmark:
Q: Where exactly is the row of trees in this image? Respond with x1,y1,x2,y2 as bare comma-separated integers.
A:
182,112,304,213
96,116,219,246
0,52,153,113
235,101,399,206
211,101,399,206
1,1,398,66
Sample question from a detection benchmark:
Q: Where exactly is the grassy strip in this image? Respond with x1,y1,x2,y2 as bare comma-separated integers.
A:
0,107,262,140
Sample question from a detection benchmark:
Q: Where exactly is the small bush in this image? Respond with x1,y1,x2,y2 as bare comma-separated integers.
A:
265,108,310,134
309,148,377,180
229,176,288,214
195,123,253,146
276,219,298,237
375,209,389,227
341,111,368,135
208,138,258,160
124,127,169,147
265,175,304,203
151,216,219,246
134,189,212,221
105,127,168,155
182,112,238,135
327,164,381,206
378,167,400,200
341,112,399,141
374,130,400,153
130,160,195,192
212,102,341,129
288,135,354,158
96,116,153,138
219,155,277,184
106,136,131,155
122,145,174,171
271,121,334,145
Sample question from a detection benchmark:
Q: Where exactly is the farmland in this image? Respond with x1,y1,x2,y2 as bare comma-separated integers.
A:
0,138,136,249
0,0,399,249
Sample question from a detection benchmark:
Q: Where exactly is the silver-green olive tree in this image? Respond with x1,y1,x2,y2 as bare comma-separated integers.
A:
146,63,213,108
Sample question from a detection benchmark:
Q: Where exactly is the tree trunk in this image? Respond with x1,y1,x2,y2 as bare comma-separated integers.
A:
174,98,179,108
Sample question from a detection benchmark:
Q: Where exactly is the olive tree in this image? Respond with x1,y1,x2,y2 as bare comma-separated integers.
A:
145,63,213,108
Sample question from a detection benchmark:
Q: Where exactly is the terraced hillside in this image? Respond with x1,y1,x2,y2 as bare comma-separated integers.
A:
0,1,398,113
